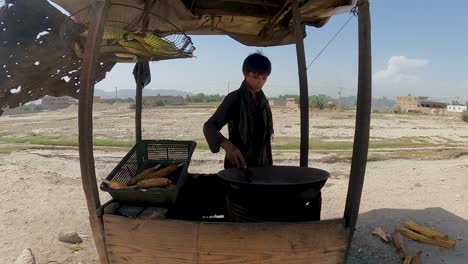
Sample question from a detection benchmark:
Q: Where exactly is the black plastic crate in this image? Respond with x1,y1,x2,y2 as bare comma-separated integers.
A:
100,140,196,205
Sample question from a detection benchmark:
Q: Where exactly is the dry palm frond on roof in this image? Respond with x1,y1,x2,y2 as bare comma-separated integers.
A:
75,30,194,62
60,0,196,62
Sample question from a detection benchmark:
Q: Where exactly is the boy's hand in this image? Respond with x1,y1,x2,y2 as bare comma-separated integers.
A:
221,140,246,168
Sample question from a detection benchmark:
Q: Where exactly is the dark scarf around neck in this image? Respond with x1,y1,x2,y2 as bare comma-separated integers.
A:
238,80,274,166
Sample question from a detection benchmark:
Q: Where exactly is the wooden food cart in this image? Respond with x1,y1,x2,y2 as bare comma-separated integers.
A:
0,0,372,263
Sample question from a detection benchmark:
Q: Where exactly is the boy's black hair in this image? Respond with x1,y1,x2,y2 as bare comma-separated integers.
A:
242,52,271,75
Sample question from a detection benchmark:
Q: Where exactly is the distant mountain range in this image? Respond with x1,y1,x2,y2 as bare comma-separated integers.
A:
95,88,193,99
94,89,396,109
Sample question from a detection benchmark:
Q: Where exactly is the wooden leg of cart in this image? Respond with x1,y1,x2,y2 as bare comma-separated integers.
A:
291,0,310,167
344,0,372,261
78,1,111,263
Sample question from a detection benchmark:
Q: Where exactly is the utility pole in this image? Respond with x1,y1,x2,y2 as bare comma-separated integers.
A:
227,81,230,94
115,86,118,111
338,87,344,112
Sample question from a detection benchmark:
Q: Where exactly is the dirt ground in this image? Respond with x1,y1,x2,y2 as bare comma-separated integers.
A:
0,104,467,264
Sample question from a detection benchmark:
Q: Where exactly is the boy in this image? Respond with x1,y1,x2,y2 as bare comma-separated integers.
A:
203,53,273,169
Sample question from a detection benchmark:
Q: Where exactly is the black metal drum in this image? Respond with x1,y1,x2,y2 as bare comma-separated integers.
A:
217,166,329,222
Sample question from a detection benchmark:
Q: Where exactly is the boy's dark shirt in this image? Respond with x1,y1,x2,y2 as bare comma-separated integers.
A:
203,86,273,169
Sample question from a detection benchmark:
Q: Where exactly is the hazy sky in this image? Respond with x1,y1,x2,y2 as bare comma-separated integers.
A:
22,0,468,101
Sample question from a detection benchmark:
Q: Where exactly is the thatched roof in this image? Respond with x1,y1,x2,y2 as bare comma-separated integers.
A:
52,0,356,46
0,0,356,114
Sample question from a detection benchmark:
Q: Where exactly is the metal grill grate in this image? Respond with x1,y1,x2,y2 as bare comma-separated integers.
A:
147,143,189,161
111,151,138,184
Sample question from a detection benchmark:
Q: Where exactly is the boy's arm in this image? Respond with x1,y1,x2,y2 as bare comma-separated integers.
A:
203,93,236,153
203,93,246,168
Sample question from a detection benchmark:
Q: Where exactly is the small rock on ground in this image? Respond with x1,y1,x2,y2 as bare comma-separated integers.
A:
14,248,36,264
58,231,83,244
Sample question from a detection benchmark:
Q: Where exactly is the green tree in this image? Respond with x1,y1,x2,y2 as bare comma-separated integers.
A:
187,93,224,103
309,95,326,110
156,99,166,106
462,111,468,122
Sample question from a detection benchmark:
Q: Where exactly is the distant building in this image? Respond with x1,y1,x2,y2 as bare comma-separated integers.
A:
286,98,297,108
396,96,447,114
143,95,186,106
269,98,286,106
447,105,467,113
42,96,76,110
396,96,419,112
93,96,102,104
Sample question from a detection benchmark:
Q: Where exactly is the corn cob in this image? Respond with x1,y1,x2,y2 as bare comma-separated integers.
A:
127,165,161,186
136,178,171,189
142,164,178,180
103,179,128,190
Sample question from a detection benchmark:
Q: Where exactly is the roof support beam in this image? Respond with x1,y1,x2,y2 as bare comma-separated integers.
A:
292,0,309,167
188,0,278,17
220,0,281,8
344,0,372,257
258,0,291,37
77,1,111,263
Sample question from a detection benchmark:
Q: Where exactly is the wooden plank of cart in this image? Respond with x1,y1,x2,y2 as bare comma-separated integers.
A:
2,0,372,263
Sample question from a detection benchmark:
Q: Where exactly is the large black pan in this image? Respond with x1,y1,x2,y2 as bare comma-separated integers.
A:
217,166,330,222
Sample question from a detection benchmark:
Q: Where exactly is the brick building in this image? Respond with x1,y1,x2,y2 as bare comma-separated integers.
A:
396,96,447,114
42,96,76,110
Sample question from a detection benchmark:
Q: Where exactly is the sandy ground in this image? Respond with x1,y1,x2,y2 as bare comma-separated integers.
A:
0,104,467,263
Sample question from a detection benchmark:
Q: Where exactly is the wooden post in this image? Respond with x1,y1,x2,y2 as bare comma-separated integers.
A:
78,0,111,263
343,0,372,253
135,63,143,143
135,62,143,170
291,0,310,167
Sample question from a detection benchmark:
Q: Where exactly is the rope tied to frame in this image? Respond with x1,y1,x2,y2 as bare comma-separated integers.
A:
306,2,359,69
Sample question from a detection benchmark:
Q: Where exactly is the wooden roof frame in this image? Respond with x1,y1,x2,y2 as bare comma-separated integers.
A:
76,0,371,263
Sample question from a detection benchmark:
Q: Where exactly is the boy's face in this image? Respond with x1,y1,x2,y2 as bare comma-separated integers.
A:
244,72,269,93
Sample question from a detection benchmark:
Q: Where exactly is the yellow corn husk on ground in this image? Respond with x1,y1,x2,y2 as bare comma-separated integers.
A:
403,221,449,240
396,225,456,249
